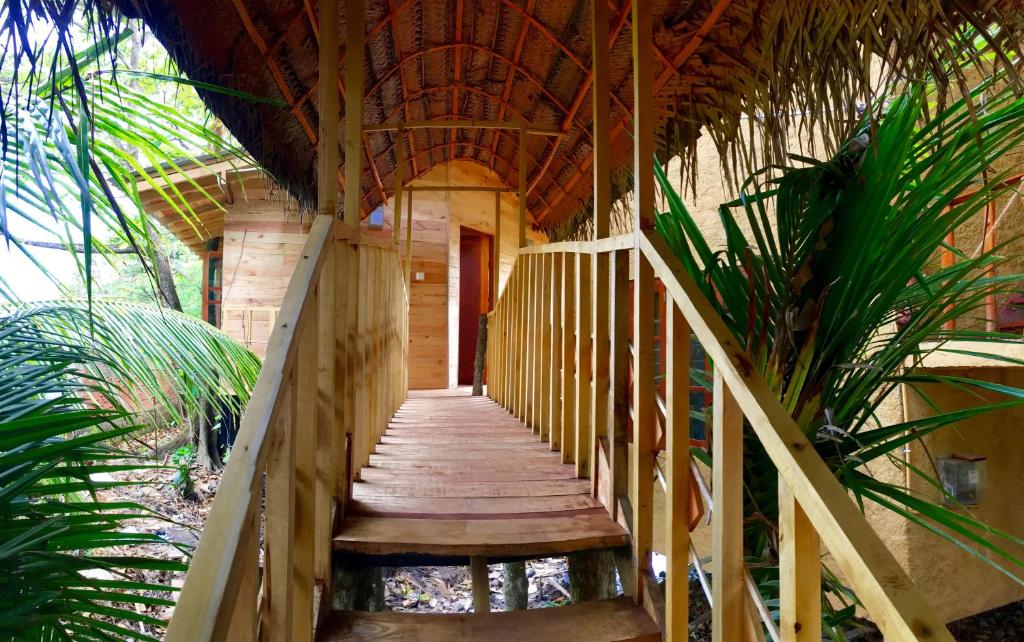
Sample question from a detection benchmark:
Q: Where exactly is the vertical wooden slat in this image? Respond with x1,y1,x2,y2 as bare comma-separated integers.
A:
631,254,656,600
712,370,746,642
608,249,629,519
344,244,359,490
471,557,491,614
224,492,260,642
780,481,821,642
575,251,593,477
537,254,552,441
941,228,956,331
264,381,296,640
353,247,370,472
506,265,520,413
521,255,535,423
560,253,577,465
665,295,691,642
292,303,318,640
531,254,545,433
343,0,364,228
549,253,564,451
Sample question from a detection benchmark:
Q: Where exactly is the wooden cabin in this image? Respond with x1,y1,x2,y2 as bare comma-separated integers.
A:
119,1,1024,640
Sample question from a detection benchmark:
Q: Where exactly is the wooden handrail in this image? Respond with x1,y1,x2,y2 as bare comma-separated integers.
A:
487,233,952,641
638,230,951,641
165,215,410,641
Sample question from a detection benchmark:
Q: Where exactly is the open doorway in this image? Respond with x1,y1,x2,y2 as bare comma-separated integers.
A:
458,228,493,385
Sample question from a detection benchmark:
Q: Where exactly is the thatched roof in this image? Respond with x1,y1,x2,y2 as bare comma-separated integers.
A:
113,0,1024,236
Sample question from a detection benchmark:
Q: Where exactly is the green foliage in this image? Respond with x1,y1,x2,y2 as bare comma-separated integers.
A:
0,302,259,638
170,444,196,499
655,78,1024,636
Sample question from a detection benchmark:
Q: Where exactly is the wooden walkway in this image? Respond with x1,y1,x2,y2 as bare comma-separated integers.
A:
333,388,629,560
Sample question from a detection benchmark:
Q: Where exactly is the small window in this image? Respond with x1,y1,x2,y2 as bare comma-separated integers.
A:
202,248,223,327
367,206,386,230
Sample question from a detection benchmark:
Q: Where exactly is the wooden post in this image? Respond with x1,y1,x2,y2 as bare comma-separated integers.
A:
590,0,611,494
518,125,527,248
712,370,746,642
665,295,691,641
343,0,364,228
393,127,405,245
404,190,413,287
493,191,501,306
292,305,318,640
780,482,821,642
575,251,593,477
224,493,260,641
314,0,340,588
941,228,956,331
471,557,491,614
630,0,656,603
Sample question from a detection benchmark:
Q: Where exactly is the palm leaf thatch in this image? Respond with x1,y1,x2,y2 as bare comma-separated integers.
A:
7,0,1018,239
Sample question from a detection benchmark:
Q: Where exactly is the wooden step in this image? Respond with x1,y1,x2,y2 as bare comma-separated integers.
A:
333,513,629,557
316,598,660,641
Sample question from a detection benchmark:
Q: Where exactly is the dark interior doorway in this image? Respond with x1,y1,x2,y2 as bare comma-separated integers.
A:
458,228,493,385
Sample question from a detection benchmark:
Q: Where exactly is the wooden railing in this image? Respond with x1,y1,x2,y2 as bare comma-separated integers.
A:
164,215,409,641
487,231,953,641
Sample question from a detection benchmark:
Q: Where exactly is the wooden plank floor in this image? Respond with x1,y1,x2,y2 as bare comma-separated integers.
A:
318,597,660,642
333,389,629,558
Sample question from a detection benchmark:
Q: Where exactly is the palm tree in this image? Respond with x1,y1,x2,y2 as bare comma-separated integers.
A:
0,302,259,640
655,78,1024,636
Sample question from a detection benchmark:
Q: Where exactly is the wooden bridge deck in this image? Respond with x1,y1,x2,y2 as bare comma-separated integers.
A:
333,388,629,560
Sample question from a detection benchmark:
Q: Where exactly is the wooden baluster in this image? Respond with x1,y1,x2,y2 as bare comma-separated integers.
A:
316,242,337,584
631,253,656,600
528,254,540,428
575,251,593,477
515,259,529,420
343,243,359,492
780,481,821,642
561,253,577,465
293,300,318,640
354,247,370,473
508,265,520,415
712,370,746,642
524,254,536,424
224,491,261,641
504,266,517,410
263,379,296,640
549,253,564,451
608,249,629,519
537,254,552,441
665,295,691,641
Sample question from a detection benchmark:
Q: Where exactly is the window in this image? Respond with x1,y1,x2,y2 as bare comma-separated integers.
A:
202,247,223,327
368,205,386,230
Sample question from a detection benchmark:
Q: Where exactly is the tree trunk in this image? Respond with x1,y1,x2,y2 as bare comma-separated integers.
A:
192,398,223,471
145,216,183,312
502,561,528,610
332,564,386,612
568,549,617,602
472,313,487,396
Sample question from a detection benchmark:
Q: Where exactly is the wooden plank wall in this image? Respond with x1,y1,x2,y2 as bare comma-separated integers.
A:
220,174,306,358
216,160,544,387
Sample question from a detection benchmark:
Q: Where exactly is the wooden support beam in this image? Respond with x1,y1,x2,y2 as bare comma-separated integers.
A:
264,382,296,640
405,185,517,193
561,254,577,465
549,253,564,451
518,127,528,248
780,482,821,642
471,557,491,613
404,190,413,287
493,192,501,305
364,118,561,135
292,303,318,640
392,128,405,244
607,249,629,520
344,0,366,229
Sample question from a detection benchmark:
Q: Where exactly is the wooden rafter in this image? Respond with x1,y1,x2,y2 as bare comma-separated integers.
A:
488,0,535,171
538,0,734,221
385,0,420,178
